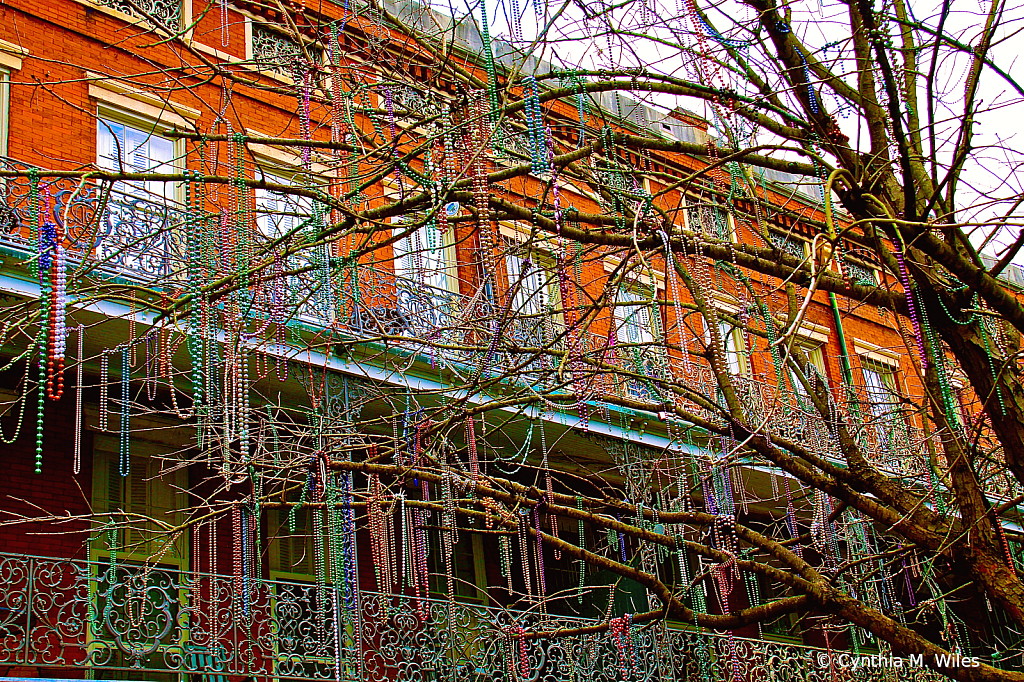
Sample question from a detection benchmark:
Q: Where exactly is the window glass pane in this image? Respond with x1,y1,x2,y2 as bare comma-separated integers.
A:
788,345,824,396
616,289,654,345
97,118,175,203
507,255,547,317
862,361,899,453
254,173,312,238
862,365,892,417
719,321,742,375
393,219,450,293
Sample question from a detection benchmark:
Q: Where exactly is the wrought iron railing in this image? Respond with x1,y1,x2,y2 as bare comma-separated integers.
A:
0,160,1008,497
0,552,952,681
0,159,187,283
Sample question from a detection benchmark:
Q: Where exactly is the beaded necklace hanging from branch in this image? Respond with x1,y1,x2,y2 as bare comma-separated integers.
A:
33,178,48,473
184,171,206,430
44,190,67,401
478,0,500,131
118,346,131,477
523,76,548,175
609,614,636,679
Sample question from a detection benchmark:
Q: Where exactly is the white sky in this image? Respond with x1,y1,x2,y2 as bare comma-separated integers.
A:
419,0,1023,260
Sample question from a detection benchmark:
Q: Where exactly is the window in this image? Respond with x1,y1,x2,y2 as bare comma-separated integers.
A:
0,42,26,158
269,507,314,576
91,435,188,563
703,317,746,376
0,69,9,158
505,252,563,379
786,341,826,397
251,23,302,77
862,361,898,417
844,259,878,287
861,359,900,452
771,233,807,260
254,170,336,324
255,171,314,239
506,254,548,319
95,114,184,276
393,216,454,294
250,23,322,81
93,0,182,28
428,532,486,603
616,287,662,399
97,116,176,205
719,321,745,375
387,214,458,340
615,288,655,346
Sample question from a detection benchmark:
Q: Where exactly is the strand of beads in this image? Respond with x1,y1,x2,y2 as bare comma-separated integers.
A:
467,416,480,486
46,214,66,400
533,506,546,599
659,231,691,376
547,139,588,430
73,325,84,474
99,352,109,431
27,169,39,278
783,476,802,558
470,94,498,288
610,614,635,678
523,76,547,174
232,504,245,618
891,232,927,371
119,346,130,477
34,184,49,473
576,496,586,603
367,474,391,595
519,509,533,600
505,624,528,679
191,518,202,635
478,0,500,128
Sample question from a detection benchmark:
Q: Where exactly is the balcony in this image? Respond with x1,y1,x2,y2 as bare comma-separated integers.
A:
0,552,950,681
0,161,1008,499
0,160,186,284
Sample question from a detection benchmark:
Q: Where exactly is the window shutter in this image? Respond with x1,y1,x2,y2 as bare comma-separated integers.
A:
272,508,312,575
124,460,149,555
292,509,311,574
272,509,291,573
106,454,124,513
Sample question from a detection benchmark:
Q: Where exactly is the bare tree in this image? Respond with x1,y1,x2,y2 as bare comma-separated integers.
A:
1,0,1024,679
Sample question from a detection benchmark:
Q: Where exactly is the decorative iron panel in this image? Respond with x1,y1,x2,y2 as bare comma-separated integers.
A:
94,0,182,28
0,552,952,682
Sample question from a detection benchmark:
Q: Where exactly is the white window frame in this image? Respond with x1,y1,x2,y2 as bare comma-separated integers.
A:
615,286,656,347
506,251,561,320
0,68,11,158
853,341,903,453
860,358,899,418
253,166,318,240
702,312,748,376
786,339,826,397
0,38,29,160
90,77,195,205
97,114,180,205
390,213,459,295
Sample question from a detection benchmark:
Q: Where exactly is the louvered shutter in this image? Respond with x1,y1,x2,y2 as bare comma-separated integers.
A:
271,508,312,575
